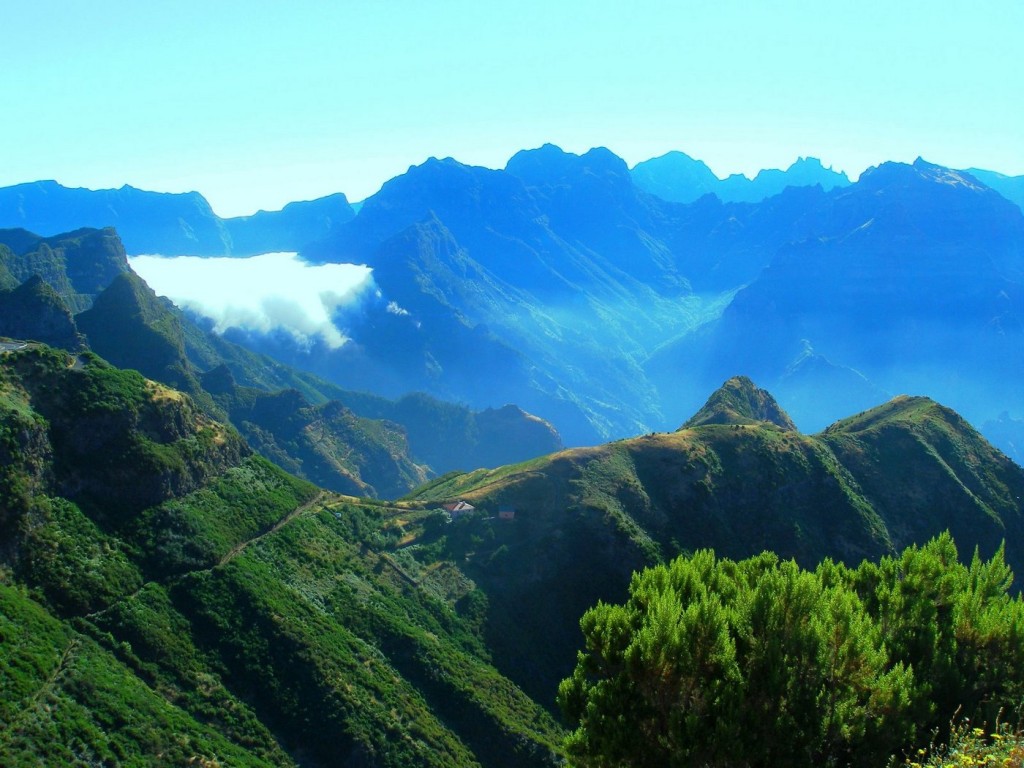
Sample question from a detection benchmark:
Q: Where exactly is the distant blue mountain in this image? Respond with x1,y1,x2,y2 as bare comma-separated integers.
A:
3,148,1023,458
0,180,354,255
631,153,851,203
646,159,1024,438
965,168,1024,212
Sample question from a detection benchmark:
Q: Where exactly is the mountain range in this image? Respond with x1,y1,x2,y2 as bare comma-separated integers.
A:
630,152,851,203
0,226,562,497
0,180,355,256
2,140,1024,766
3,149,1022,458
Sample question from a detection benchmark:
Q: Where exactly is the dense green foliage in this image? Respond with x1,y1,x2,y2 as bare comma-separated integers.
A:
558,535,1024,768
0,345,565,766
0,345,247,524
130,454,318,574
0,275,84,350
218,385,430,497
0,583,289,767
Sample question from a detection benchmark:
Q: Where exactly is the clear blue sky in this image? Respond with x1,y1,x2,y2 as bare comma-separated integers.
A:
3,1,1022,216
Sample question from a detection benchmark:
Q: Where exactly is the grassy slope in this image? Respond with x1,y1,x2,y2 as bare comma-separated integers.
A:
0,346,565,767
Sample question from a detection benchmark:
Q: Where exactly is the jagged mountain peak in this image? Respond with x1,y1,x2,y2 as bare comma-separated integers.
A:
682,375,797,430
505,144,630,187
858,158,991,194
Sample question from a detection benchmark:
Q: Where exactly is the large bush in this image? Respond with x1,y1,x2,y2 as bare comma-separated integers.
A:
558,534,1024,767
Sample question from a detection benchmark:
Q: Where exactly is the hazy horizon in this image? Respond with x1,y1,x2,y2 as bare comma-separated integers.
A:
4,1,1022,217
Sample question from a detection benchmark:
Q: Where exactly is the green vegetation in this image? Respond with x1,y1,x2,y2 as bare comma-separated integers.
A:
403,387,1024,723
904,719,1024,768
0,345,247,524
683,375,798,430
0,345,566,765
559,535,1024,768
0,582,288,767
4,341,1024,766
0,226,128,313
220,387,430,497
130,455,318,574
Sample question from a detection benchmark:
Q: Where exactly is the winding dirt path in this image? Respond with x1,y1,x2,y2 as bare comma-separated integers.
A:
217,490,328,567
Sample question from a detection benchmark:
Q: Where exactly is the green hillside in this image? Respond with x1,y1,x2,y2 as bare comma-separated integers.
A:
405,378,1024,704
0,344,563,766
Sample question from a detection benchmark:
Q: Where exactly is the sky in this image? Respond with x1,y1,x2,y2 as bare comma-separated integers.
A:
3,1,1022,217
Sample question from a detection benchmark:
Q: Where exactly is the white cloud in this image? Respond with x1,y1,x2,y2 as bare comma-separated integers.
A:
128,252,373,349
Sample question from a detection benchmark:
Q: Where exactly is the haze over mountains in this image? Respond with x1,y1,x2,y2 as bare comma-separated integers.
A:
0,227,563,497
2,146,1023,460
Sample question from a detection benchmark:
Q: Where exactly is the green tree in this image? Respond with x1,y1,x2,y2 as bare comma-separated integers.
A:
559,536,1024,768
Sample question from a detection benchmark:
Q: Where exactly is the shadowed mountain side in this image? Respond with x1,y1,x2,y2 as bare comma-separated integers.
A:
0,227,130,312
78,272,206,401
0,275,84,351
307,147,815,440
336,390,563,476
222,193,356,255
201,370,429,498
49,236,563,490
0,346,250,525
966,168,1024,212
0,247,17,291
0,182,233,255
406,382,1024,704
73,273,440,496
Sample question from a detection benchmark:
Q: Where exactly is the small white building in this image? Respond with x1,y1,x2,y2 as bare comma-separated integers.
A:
443,500,476,519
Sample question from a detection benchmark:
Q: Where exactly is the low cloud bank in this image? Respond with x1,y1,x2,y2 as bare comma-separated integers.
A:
129,252,373,349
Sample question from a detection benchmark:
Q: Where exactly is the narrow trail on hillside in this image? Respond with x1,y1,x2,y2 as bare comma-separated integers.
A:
82,491,330,624
217,490,328,567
